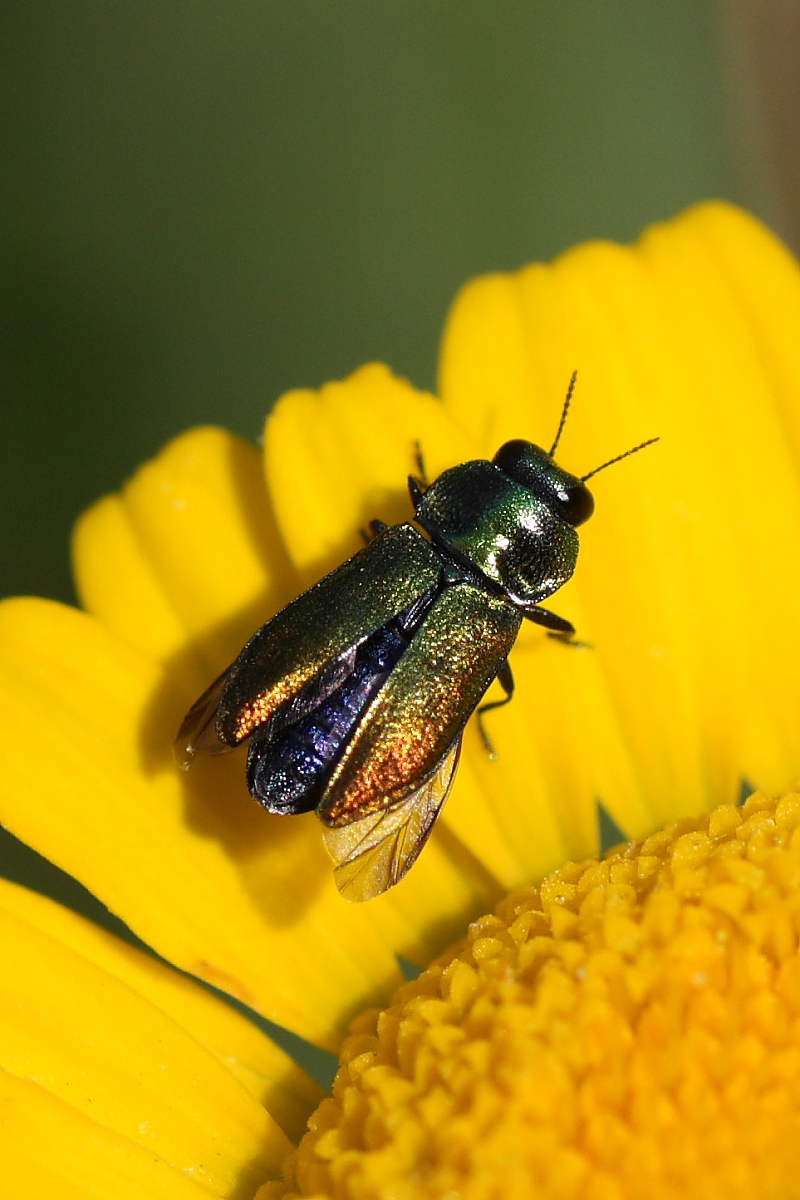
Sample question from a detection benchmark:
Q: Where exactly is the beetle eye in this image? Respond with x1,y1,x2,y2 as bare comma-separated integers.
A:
560,482,594,526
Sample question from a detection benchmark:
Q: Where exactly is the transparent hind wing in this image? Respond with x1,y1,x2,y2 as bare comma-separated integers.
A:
174,668,234,767
321,739,461,902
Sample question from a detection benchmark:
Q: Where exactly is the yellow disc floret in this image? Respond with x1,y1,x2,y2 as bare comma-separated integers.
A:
264,792,800,1200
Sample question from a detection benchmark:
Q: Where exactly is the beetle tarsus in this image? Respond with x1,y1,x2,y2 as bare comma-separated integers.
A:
546,630,593,650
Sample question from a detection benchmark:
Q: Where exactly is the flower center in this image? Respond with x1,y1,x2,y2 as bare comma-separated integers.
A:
264,792,800,1199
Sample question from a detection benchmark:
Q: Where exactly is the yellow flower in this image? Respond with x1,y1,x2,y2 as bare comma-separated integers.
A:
1,201,800,1197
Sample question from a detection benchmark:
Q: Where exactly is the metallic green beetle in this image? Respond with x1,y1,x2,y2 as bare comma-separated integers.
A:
176,375,656,900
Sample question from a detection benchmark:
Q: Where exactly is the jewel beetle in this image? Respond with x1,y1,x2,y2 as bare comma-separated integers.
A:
176,374,657,901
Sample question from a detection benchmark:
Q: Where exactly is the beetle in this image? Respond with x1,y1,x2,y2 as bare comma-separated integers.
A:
176,374,657,901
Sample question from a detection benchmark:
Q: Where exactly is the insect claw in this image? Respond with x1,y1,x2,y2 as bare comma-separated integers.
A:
546,631,593,650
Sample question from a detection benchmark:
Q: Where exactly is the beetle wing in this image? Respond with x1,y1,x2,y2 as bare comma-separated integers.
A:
176,648,362,767
175,668,233,764
176,523,442,759
319,582,521,826
322,738,461,901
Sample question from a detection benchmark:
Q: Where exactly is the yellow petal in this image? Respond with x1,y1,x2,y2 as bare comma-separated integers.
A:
0,878,321,1142
0,890,288,1196
439,202,800,864
0,589,520,1043
73,426,296,676
0,596,400,1049
683,202,800,456
265,363,473,578
1,1070,217,1200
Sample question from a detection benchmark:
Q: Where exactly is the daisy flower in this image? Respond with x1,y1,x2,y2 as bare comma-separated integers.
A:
2,201,800,1198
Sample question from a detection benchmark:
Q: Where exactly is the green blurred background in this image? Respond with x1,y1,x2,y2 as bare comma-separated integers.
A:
3,1,789,604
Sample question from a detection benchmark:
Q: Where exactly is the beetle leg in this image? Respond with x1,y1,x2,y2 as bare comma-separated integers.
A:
408,440,431,510
519,603,591,648
519,603,575,634
476,659,514,760
413,440,430,487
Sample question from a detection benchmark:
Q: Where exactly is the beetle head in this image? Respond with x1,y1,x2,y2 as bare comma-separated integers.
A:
413,372,658,608
492,440,595,527
492,370,658,528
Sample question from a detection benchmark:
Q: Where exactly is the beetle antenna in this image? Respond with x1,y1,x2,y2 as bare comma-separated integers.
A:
580,436,660,482
548,370,578,458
